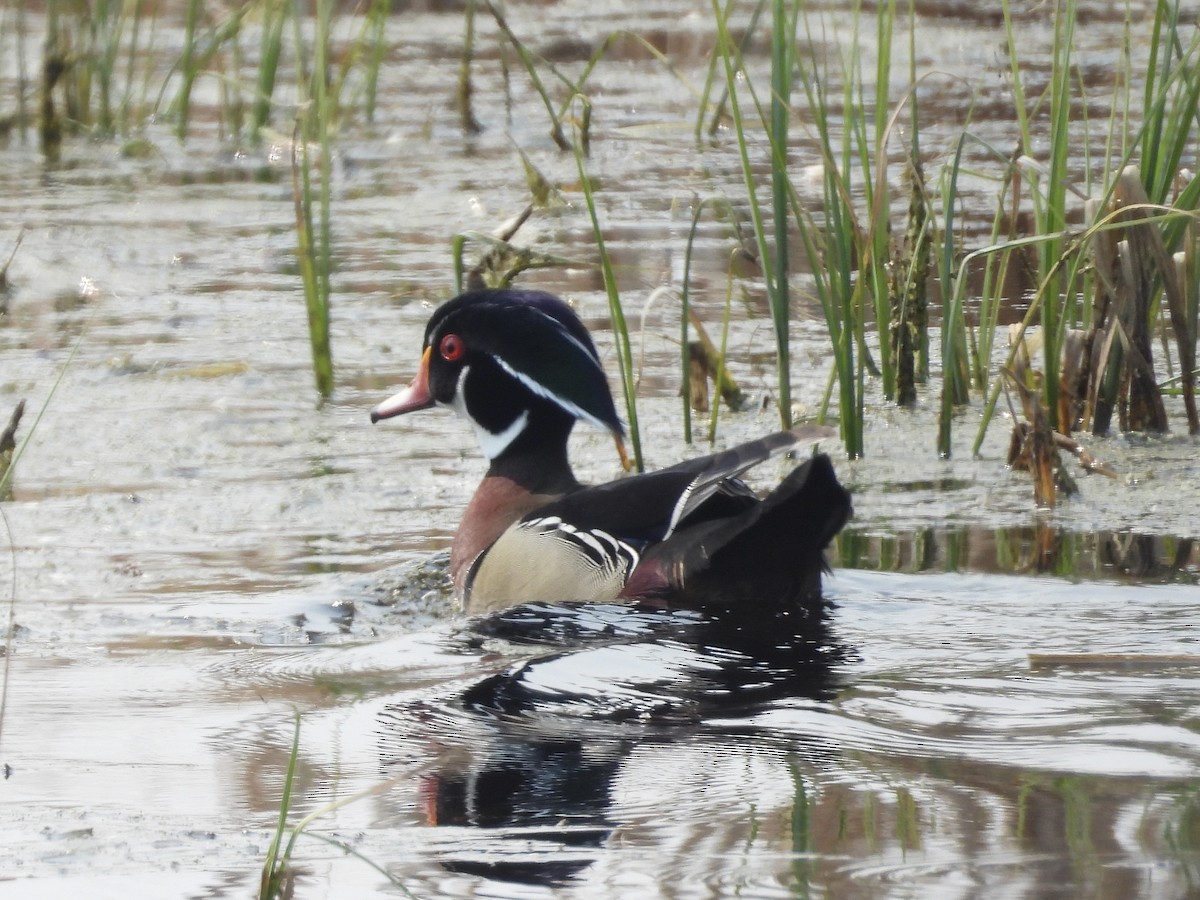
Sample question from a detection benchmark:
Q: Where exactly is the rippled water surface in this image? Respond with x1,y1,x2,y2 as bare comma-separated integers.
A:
2,1,1199,897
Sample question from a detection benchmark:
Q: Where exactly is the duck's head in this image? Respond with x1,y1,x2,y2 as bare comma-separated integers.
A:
371,289,626,464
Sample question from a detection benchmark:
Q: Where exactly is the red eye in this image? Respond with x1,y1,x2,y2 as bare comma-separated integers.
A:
439,333,465,362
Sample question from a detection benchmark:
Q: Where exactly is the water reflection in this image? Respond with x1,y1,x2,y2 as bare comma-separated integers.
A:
358,571,1200,898
414,729,620,887
380,601,844,889
840,524,1199,583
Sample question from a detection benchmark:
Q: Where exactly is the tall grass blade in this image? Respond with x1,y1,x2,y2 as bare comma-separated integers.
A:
865,0,895,402
680,202,705,440
14,0,32,141
707,266,738,442
174,0,201,139
573,108,642,471
291,0,336,399
118,0,148,134
696,0,768,142
457,0,482,134
1036,0,1076,432
0,305,94,760
937,133,971,457
259,712,301,899
787,12,865,456
253,0,287,135
970,155,1018,398
711,0,793,430
767,0,795,428
482,1,570,150
39,8,67,163
291,127,334,399
363,0,389,122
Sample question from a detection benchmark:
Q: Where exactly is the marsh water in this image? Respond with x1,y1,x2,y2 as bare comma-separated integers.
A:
2,1,1200,897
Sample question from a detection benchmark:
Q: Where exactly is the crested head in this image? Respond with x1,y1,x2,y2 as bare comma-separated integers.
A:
372,288,625,463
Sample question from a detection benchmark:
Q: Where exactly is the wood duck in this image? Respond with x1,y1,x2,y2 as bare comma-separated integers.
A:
371,288,851,614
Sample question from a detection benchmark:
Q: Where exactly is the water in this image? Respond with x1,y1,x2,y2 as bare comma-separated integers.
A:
1,1,1199,897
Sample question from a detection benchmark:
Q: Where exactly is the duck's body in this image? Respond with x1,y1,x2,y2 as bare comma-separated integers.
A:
371,288,850,614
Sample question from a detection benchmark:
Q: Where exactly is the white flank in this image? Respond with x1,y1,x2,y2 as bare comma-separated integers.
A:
522,516,641,575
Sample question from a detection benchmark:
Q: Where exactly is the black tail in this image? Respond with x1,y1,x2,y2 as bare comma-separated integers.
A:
634,454,851,612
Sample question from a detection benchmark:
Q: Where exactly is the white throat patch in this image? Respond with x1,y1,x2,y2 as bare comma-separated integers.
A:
447,365,530,460
473,410,530,460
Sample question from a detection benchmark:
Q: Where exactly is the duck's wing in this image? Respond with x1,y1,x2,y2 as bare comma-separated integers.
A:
527,428,814,546
621,453,852,609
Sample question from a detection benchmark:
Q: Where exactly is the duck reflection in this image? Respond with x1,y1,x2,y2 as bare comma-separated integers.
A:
415,735,624,885
382,601,845,888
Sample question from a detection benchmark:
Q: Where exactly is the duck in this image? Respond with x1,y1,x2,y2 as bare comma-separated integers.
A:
370,288,851,615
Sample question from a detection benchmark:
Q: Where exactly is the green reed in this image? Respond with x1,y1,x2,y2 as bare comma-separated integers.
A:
1037,0,1075,432
315,0,387,137
361,0,390,123
473,1,698,154
454,7,708,459
767,0,795,428
574,108,645,472
21,0,1199,451
955,0,1200,452
456,0,483,133
862,0,896,405
92,0,120,133
481,1,573,150
788,37,866,458
788,5,876,455
174,0,201,139
291,0,335,400
707,264,739,443
960,0,1195,451
679,197,756,443
0,300,92,771
711,0,797,432
287,0,397,398
697,0,767,142
966,147,1017,400
259,713,302,899
1,0,32,141
680,198,721,440
259,713,417,900
89,0,156,136
699,0,1200,456
14,0,389,148
120,0,152,132
252,0,287,135
1139,0,1200,433
705,0,938,458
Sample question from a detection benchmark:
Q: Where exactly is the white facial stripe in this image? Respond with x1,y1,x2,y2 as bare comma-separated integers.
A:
491,354,615,433
446,365,470,418
531,310,600,364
